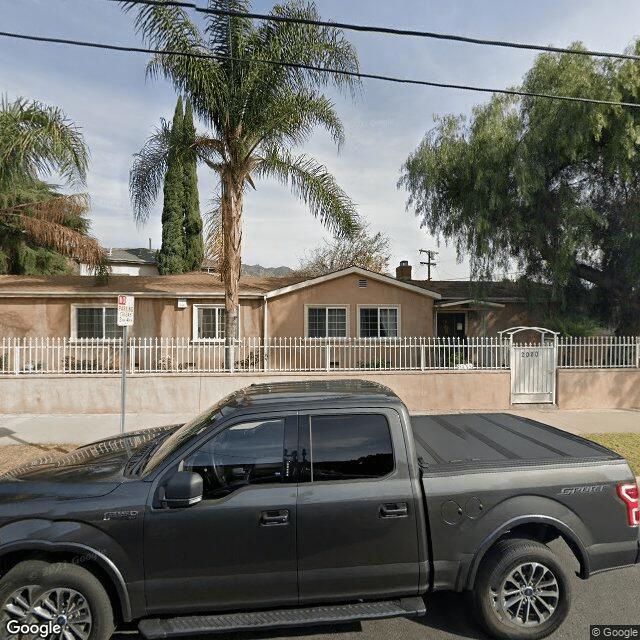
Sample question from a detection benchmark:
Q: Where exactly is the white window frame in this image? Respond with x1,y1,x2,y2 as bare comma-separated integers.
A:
356,305,400,338
70,304,123,341
192,304,240,342
304,305,349,339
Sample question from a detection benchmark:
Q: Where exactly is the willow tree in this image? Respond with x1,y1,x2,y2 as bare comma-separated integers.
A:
121,0,360,363
0,97,104,274
399,42,640,334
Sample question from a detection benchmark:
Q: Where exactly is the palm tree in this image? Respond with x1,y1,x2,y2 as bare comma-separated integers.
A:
121,0,361,364
0,96,104,273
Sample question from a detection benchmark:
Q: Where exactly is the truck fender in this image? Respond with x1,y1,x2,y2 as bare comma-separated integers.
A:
463,495,592,590
0,520,132,620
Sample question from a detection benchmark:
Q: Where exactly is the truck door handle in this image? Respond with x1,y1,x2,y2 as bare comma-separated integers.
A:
379,502,408,518
259,509,289,526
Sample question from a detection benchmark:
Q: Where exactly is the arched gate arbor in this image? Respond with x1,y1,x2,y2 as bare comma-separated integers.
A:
498,327,559,404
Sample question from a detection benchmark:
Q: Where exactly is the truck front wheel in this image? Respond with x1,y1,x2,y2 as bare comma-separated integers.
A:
472,538,572,640
0,560,115,640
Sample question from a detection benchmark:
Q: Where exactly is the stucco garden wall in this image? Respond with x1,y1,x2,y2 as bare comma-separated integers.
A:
556,369,640,409
0,370,509,414
0,368,637,415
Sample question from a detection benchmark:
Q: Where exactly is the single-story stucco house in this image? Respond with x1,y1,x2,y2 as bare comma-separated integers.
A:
0,266,440,342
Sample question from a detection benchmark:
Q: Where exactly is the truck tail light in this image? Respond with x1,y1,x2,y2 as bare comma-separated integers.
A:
617,482,639,527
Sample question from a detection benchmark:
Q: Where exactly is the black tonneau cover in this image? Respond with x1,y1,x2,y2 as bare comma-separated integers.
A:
412,413,621,472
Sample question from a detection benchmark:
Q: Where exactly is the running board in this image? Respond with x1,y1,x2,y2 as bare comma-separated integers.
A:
138,597,426,638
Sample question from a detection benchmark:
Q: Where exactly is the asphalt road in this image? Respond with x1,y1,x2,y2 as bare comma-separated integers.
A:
112,541,640,640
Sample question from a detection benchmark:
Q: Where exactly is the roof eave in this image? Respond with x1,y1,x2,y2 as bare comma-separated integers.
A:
264,266,441,300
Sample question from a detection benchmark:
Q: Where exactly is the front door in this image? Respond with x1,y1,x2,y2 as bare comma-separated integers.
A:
437,312,466,338
296,411,421,603
143,415,298,614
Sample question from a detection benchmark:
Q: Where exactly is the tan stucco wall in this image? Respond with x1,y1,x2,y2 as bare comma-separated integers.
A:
1,369,638,414
557,369,640,409
268,273,435,337
0,298,70,337
0,370,510,414
0,297,262,340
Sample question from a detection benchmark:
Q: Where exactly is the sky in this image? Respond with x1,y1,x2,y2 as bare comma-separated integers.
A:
2,0,640,280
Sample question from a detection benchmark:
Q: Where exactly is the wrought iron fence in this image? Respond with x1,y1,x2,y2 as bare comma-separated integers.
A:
0,336,637,374
0,337,508,374
557,336,640,369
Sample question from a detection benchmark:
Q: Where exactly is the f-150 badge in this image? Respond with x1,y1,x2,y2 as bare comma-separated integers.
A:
103,511,139,521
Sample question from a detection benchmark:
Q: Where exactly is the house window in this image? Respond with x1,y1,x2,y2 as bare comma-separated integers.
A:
73,306,124,340
359,307,399,338
194,306,227,340
306,307,347,338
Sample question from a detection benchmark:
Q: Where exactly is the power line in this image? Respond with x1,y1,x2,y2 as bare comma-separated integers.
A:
2,30,640,108
113,0,640,62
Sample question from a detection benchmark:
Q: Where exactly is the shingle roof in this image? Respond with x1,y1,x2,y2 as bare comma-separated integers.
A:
0,272,306,297
0,269,498,300
105,248,157,264
410,280,525,301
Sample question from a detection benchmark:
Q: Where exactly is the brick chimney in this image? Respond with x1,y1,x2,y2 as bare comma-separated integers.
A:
396,260,412,281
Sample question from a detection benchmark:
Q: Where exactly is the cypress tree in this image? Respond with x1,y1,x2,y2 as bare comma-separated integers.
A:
182,100,204,271
156,97,186,275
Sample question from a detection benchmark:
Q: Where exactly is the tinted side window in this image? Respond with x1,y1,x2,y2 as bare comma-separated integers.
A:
310,414,394,481
183,418,285,498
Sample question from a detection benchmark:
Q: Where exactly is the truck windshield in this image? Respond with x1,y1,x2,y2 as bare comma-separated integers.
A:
142,396,232,475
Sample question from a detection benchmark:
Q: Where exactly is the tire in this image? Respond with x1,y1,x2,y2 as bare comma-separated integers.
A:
472,537,572,640
0,560,115,640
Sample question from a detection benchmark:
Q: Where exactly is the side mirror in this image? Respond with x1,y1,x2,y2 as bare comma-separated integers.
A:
164,471,203,508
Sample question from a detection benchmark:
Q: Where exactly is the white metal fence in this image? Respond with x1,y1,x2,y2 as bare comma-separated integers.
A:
0,336,637,375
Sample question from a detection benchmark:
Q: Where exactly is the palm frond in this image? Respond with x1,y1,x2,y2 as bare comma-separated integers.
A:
0,96,89,190
129,119,173,223
203,194,222,264
259,1,361,96
0,193,104,267
120,1,228,131
252,88,345,154
192,135,228,163
258,148,359,237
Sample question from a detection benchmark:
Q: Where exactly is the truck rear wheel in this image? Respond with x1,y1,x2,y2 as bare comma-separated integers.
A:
0,560,114,640
473,538,571,640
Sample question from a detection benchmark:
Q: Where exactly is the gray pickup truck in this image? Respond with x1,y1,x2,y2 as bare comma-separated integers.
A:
0,379,638,640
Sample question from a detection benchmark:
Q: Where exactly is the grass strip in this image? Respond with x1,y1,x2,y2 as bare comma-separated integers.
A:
583,433,640,477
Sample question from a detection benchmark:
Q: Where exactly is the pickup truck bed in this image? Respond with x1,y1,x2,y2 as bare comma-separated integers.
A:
412,412,619,472
412,411,638,600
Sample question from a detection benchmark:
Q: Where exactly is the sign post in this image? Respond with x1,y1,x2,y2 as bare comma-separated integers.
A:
117,296,134,436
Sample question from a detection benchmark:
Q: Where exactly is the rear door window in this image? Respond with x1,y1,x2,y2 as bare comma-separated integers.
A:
304,414,394,482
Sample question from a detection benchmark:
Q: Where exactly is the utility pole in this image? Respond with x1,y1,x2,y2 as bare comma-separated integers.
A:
419,249,438,281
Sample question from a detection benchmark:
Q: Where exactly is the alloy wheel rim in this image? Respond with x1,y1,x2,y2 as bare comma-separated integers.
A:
2,584,92,639
491,561,560,626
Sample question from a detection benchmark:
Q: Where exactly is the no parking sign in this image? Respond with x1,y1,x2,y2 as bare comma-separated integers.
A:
117,295,134,326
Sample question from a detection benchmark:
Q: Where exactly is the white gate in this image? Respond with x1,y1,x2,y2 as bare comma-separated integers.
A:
499,327,559,404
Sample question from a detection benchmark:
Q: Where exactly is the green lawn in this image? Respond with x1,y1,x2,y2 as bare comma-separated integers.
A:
584,433,640,477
